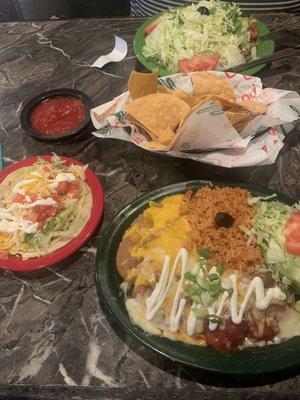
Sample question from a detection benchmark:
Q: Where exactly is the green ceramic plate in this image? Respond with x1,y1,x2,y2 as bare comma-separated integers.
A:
133,15,275,76
95,181,300,374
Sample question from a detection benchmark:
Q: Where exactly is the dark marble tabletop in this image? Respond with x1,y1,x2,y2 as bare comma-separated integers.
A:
0,13,299,400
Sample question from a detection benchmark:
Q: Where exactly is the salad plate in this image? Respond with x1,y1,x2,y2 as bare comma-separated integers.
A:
134,12,275,77
95,180,300,374
0,155,104,271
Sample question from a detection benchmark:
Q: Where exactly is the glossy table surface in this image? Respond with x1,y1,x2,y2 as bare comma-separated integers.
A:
0,13,299,400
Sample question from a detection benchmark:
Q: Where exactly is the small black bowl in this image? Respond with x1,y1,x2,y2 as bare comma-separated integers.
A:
20,88,93,142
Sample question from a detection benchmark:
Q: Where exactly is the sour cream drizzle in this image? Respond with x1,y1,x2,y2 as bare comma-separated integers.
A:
50,173,76,189
229,274,286,324
146,248,188,332
12,179,36,195
145,248,286,336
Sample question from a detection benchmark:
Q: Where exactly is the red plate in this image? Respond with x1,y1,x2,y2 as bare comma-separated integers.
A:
0,155,104,271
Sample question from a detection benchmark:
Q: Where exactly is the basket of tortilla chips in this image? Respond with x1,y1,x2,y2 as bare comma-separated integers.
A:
91,71,300,167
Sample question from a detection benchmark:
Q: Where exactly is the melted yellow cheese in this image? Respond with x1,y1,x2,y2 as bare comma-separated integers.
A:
123,194,196,292
126,194,190,265
0,233,12,249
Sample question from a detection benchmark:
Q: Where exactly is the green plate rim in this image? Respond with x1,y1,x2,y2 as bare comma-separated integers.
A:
133,15,275,76
95,180,300,375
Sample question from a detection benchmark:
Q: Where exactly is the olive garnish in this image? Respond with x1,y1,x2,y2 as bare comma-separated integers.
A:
215,212,235,228
197,6,209,15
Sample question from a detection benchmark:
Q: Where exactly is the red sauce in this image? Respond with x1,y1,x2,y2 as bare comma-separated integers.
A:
203,318,249,352
30,96,86,135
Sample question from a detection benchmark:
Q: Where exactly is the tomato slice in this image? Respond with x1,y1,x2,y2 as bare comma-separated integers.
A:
249,21,259,40
0,249,8,260
284,212,300,254
284,221,299,236
285,238,300,256
145,18,159,35
291,212,300,222
179,53,220,73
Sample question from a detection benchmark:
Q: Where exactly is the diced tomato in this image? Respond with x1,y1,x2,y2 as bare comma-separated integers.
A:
51,193,64,210
26,210,39,223
69,181,79,190
68,181,80,199
43,165,51,173
249,21,259,40
284,212,300,255
70,189,80,199
12,193,26,204
26,205,58,224
57,181,69,195
203,318,249,352
179,53,220,73
28,193,37,202
145,18,159,35
0,249,8,260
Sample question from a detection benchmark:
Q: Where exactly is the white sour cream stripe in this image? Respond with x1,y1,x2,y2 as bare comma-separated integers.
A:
9,197,57,210
145,248,286,336
187,304,197,336
146,248,188,332
50,173,76,189
12,179,36,195
229,274,286,324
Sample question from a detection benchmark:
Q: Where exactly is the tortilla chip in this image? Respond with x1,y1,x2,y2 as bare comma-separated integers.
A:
125,93,190,143
225,111,250,125
143,141,167,150
241,100,267,114
172,89,201,107
155,127,176,145
192,72,236,101
157,85,172,94
128,71,158,100
127,115,158,142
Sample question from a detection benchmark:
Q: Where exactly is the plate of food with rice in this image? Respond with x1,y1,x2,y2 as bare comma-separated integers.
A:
95,181,300,374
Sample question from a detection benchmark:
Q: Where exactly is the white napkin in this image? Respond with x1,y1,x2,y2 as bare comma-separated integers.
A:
92,36,128,69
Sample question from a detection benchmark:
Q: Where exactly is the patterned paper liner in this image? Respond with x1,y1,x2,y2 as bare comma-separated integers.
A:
91,72,300,168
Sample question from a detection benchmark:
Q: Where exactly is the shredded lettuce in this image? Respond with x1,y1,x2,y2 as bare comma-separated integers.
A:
143,0,256,72
253,200,300,294
24,206,76,250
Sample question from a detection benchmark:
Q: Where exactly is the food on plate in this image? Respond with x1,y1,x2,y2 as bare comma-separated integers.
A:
0,155,92,260
142,0,259,73
116,187,300,352
30,96,86,135
125,71,266,148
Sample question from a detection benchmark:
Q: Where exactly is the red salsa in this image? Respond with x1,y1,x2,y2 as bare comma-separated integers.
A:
30,96,86,135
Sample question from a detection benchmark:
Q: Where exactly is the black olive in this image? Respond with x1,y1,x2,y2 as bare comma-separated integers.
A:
215,212,235,228
197,6,209,15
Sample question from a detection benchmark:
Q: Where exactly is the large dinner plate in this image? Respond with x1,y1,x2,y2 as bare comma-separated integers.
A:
134,16,275,76
95,180,300,374
0,155,104,271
